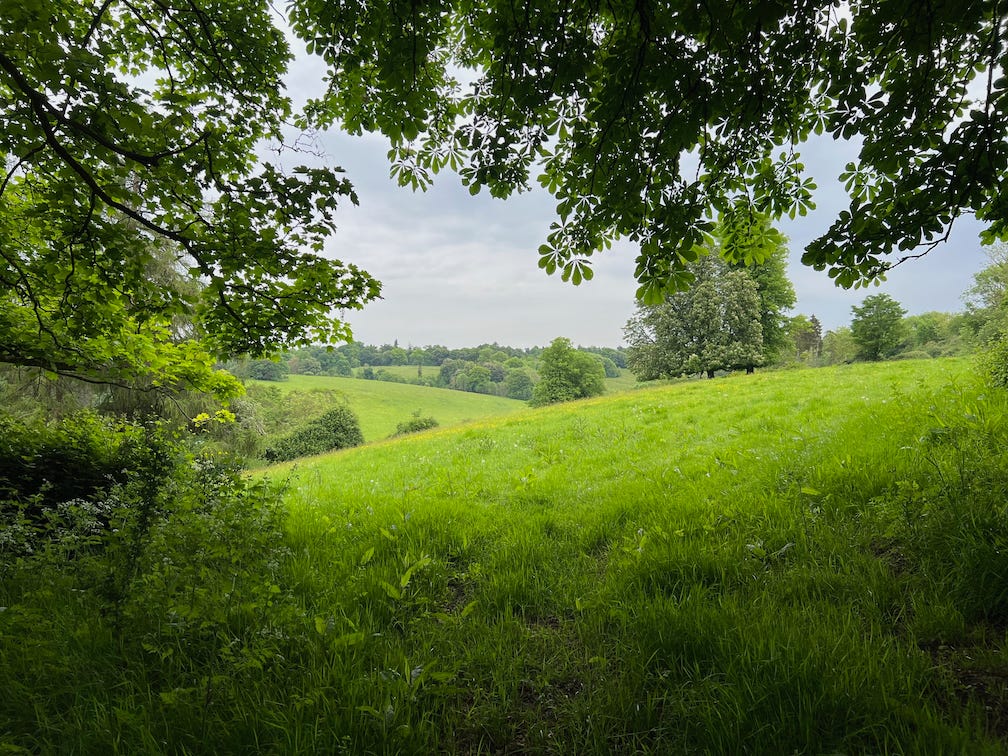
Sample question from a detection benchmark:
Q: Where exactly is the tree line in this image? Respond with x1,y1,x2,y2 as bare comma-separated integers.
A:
625,236,1007,380
227,341,626,402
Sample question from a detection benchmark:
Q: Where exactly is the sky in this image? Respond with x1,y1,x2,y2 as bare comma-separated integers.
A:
279,50,993,350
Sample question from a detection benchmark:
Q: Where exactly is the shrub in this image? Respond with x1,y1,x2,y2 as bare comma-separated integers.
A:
893,350,932,361
981,335,1008,388
531,337,606,406
391,412,439,437
263,404,363,462
0,411,170,513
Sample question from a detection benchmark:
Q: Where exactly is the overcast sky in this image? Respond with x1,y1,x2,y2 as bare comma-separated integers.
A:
281,51,993,350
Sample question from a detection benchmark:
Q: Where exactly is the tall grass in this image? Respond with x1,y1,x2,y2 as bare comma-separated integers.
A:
2,358,1007,753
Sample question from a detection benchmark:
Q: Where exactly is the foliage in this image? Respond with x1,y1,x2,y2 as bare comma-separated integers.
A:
821,326,858,365
899,312,968,358
292,0,1008,299
851,293,908,361
964,243,1008,324
789,314,824,361
0,0,380,394
592,355,621,378
624,255,763,379
246,360,290,382
0,411,163,514
1,439,301,753
726,219,796,363
531,337,606,406
263,404,363,462
391,411,440,437
504,368,535,400
963,244,1008,385
981,335,1008,388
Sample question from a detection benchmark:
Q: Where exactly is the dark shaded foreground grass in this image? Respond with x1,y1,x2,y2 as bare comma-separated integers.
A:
2,359,1007,753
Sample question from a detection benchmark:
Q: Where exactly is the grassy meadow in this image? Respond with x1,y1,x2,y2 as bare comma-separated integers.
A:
250,374,525,442
3,358,1008,753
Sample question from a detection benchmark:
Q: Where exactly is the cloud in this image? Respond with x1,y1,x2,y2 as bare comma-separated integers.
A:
281,52,992,347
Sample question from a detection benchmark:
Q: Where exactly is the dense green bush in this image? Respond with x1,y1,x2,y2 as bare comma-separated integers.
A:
391,412,439,437
531,337,606,406
0,412,171,513
893,350,933,361
263,404,363,461
0,441,300,753
981,334,1008,388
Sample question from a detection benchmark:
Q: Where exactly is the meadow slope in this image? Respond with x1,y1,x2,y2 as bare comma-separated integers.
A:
3,359,1006,754
250,374,525,442
268,358,1008,753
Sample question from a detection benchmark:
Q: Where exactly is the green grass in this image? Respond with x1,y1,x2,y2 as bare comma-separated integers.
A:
268,357,1008,752
251,373,525,442
4,358,1008,753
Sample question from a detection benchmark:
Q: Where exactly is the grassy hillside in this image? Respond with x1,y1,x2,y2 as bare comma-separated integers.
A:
265,357,1007,752
4,358,1007,753
251,374,524,441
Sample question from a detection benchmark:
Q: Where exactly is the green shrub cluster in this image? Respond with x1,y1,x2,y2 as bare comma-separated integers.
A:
981,335,1008,388
391,412,439,437
0,412,172,516
0,421,301,753
263,404,363,462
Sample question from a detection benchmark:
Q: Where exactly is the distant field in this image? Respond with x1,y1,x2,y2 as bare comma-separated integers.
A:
351,363,641,393
250,373,525,442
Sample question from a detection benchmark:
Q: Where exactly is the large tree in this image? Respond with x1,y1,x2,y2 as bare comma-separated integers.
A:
850,293,907,361
1,0,380,395
963,243,1008,344
531,337,606,405
725,220,796,364
624,255,763,379
293,0,1008,300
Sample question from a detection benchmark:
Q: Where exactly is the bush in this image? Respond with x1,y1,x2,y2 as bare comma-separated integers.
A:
531,337,606,406
981,335,1008,388
0,411,170,513
391,412,439,437
893,350,932,360
263,404,363,462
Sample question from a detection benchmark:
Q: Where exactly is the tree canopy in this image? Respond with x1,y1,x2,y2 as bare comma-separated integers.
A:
624,255,763,379
1,0,380,394
8,1,1006,396
294,0,1008,301
531,337,606,405
850,293,907,361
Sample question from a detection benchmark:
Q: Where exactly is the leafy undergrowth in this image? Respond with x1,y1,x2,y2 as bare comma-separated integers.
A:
3,359,1008,753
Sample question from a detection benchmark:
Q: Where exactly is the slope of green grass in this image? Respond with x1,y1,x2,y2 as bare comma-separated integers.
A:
251,373,524,441
268,357,1008,753
4,358,1007,753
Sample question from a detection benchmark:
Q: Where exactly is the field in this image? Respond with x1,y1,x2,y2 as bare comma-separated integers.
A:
263,357,1006,752
349,364,641,394
3,358,1007,753
250,373,525,442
